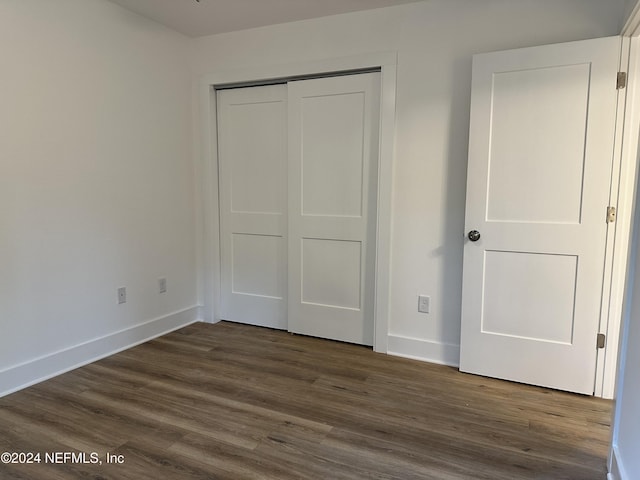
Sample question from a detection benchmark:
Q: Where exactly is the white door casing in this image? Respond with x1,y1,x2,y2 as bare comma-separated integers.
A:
287,73,381,345
217,84,288,329
460,37,620,394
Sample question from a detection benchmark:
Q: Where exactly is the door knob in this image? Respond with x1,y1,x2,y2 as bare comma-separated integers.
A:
468,230,481,242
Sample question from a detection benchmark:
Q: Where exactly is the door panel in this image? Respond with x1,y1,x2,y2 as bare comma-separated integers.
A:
288,73,380,345
300,93,366,217
460,37,620,394
217,85,287,329
231,233,284,298
487,64,590,224
301,238,362,309
482,251,577,344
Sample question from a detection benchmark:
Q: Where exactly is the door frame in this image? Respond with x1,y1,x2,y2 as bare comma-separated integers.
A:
595,34,640,399
609,11,640,475
196,52,398,353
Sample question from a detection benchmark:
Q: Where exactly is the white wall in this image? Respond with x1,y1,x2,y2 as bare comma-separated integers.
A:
192,0,623,363
0,0,198,396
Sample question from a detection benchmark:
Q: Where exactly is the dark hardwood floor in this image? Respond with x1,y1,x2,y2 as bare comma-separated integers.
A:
0,321,612,479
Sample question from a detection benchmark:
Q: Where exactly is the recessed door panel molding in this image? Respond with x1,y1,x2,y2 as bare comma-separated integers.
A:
487,64,590,224
481,250,577,344
301,238,362,310
460,36,620,394
301,92,365,218
218,84,288,330
231,233,285,299
227,100,286,215
289,73,380,346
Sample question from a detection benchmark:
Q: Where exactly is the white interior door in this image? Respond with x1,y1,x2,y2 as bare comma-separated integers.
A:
287,73,380,346
460,37,620,394
217,85,288,329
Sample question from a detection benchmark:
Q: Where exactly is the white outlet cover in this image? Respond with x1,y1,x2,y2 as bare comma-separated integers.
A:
117,287,127,304
418,295,430,313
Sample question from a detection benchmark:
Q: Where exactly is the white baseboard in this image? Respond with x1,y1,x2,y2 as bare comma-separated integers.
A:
609,445,627,480
387,334,460,367
0,306,201,398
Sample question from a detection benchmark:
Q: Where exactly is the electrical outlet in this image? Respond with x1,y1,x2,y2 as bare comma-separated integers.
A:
117,287,127,304
159,277,167,294
418,295,430,314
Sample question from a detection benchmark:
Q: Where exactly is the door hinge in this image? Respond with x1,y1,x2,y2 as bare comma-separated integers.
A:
597,333,606,349
617,72,627,90
607,206,616,223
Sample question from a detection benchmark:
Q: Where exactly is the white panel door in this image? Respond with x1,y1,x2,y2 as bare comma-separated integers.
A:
288,73,380,345
460,37,620,394
217,85,287,329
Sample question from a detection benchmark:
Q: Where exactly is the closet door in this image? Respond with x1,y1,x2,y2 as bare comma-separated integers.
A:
287,73,380,345
217,84,287,329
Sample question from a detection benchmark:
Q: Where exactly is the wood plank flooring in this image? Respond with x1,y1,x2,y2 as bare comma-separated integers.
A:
0,321,612,479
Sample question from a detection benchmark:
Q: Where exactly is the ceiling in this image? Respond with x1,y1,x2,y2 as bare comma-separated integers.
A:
108,0,424,37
